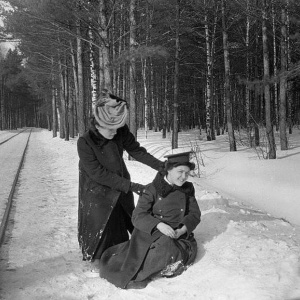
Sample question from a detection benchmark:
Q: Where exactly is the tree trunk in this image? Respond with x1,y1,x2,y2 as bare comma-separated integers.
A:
279,6,288,150
69,39,78,136
210,7,218,140
286,0,292,134
0,76,5,130
99,0,112,91
254,5,260,147
150,59,158,132
69,87,75,138
245,0,252,145
162,61,168,139
262,0,276,158
47,114,51,131
116,2,125,94
58,56,66,139
76,19,85,136
204,5,212,141
64,56,70,141
222,0,236,151
88,23,98,105
51,57,57,138
129,0,137,138
271,0,279,131
172,0,180,149
142,58,149,138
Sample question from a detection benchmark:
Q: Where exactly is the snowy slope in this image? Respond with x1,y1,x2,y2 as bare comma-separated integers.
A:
0,128,299,300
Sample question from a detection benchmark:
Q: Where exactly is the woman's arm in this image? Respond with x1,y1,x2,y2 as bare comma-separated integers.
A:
120,125,163,171
132,188,161,234
180,184,201,235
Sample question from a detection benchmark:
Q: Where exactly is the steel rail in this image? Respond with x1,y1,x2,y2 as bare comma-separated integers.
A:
0,129,32,246
0,129,28,146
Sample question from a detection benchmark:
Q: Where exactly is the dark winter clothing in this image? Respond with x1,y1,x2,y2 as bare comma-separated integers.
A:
99,172,201,288
77,121,162,261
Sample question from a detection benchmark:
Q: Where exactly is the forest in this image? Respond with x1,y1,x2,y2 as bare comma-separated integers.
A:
0,0,300,158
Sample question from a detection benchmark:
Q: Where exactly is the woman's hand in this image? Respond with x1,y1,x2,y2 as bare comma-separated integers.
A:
130,182,146,196
174,225,187,239
157,223,176,238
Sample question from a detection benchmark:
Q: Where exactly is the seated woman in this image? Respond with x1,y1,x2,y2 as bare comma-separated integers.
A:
99,151,201,289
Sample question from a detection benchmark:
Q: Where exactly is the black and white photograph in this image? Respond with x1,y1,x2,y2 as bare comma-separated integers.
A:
0,0,299,299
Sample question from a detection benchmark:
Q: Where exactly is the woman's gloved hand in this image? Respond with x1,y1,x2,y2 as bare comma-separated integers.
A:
130,182,146,196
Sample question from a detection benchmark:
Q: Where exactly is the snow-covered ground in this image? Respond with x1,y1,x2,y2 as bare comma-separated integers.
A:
0,127,299,300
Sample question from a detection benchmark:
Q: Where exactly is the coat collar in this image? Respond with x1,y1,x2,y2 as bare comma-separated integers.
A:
88,118,109,147
152,171,192,197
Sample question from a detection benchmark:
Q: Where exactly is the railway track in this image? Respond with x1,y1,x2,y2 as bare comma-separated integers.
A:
0,129,28,146
0,129,32,246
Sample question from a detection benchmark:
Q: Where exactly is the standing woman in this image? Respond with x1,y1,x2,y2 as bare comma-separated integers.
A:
99,152,201,289
77,90,163,264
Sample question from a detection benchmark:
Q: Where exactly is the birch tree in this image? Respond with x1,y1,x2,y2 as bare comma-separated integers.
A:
204,1,212,141
129,0,137,137
88,22,98,105
245,0,252,145
271,0,279,131
99,0,111,91
172,0,180,149
141,58,149,138
221,0,236,151
76,17,85,136
162,60,169,139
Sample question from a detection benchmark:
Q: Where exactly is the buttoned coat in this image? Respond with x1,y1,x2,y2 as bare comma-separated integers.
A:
77,121,162,261
99,172,201,288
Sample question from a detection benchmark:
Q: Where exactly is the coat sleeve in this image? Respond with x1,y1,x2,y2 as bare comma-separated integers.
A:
120,125,164,171
77,137,131,193
180,184,201,235
132,187,161,235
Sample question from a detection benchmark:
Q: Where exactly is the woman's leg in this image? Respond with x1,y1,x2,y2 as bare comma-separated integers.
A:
133,234,198,282
133,235,182,282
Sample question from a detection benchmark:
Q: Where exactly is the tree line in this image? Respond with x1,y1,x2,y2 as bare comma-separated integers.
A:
0,0,300,158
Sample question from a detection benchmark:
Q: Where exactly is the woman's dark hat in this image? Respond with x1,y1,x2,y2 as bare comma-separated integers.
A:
164,151,195,170
164,151,192,163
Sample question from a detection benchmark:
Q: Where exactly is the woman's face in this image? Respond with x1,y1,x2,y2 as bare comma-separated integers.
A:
167,165,190,186
98,127,117,139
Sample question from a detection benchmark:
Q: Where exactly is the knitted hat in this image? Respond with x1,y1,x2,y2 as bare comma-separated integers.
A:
93,89,128,130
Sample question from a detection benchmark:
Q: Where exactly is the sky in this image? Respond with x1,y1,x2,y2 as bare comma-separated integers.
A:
0,0,17,57
0,127,299,300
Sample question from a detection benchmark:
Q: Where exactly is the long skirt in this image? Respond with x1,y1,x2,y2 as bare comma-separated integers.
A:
99,230,197,288
92,199,131,260
133,233,197,282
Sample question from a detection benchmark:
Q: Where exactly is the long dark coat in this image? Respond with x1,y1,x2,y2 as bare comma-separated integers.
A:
99,172,201,288
77,121,162,261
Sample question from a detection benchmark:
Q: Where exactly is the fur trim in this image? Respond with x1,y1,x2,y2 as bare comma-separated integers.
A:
152,172,193,197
